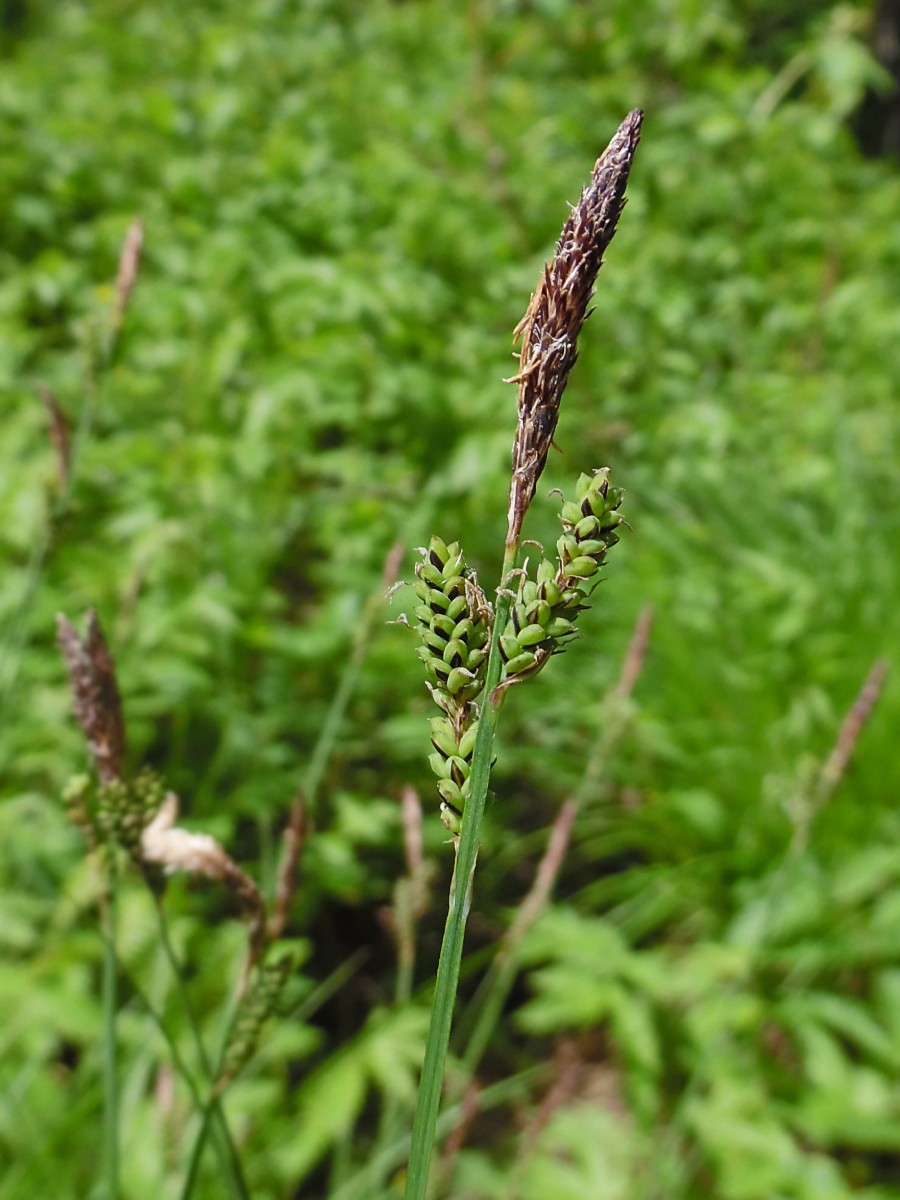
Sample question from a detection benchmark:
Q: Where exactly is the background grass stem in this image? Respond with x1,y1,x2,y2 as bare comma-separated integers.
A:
101,859,119,1200
153,900,249,1200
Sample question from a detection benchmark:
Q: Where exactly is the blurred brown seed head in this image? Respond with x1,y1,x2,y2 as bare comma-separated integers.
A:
506,110,643,547
38,385,72,493
57,609,126,785
111,216,144,330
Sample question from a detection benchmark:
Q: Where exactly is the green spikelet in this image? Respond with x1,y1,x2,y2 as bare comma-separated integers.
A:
96,767,166,860
218,955,293,1088
412,537,492,831
62,773,93,831
63,768,167,867
499,468,625,685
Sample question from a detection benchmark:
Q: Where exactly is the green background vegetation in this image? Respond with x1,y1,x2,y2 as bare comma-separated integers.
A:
2,0,900,1196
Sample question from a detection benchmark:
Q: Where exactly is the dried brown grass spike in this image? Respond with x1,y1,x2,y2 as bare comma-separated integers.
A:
506,109,643,547
57,609,126,785
38,384,72,492
111,216,144,330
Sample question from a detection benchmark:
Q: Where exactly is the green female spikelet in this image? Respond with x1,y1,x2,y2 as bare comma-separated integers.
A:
412,537,492,831
218,953,293,1089
498,468,625,686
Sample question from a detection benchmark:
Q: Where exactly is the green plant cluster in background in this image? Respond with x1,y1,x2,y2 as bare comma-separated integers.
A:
1,0,900,1197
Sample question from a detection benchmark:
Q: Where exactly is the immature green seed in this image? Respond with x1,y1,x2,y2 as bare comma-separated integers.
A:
429,726,458,758
448,756,469,785
575,473,593,501
505,651,536,674
527,599,551,626
429,752,451,779
429,535,450,564
419,563,445,587
575,538,607,557
440,802,462,834
446,666,473,692
575,515,599,539
522,580,538,606
442,553,465,579
451,640,471,667
518,623,549,647
567,556,599,577
458,724,478,758
499,634,522,661
466,648,487,670
424,630,447,655
446,596,468,620
437,778,463,805
561,500,583,523
536,558,555,584
432,614,456,637
540,580,561,607
546,617,576,638
414,604,433,623
587,491,610,519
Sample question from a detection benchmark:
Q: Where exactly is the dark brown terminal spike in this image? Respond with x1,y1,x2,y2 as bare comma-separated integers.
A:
57,608,126,785
506,109,643,547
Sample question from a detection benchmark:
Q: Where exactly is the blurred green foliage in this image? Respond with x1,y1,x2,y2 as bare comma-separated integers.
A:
1,0,900,1196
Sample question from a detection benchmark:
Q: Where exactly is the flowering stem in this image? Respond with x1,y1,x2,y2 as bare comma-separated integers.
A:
101,858,119,1200
153,902,249,1200
404,542,517,1200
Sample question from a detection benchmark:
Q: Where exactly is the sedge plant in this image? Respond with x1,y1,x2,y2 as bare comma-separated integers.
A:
403,109,644,1198
56,537,402,1197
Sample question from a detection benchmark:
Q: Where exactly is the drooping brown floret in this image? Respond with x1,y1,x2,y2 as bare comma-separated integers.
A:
506,109,643,547
141,792,267,966
57,609,126,785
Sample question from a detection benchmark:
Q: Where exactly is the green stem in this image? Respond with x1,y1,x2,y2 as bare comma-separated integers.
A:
287,947,370,1025
180,1103,217,1200
153,901,213,1076
102,856,119,1200
178,1003,241,1200
118,950,247,1197
336,1065,544,1200
179,949,369,1200
461,955,516,1078
458,619,649,1080
153,901,249,1200
404,544,517,1200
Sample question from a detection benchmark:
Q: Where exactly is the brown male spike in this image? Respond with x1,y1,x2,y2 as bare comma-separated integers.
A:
506,109,643,547
57,608,126,785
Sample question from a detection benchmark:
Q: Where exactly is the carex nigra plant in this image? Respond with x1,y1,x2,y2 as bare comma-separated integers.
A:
403,110,643,1198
